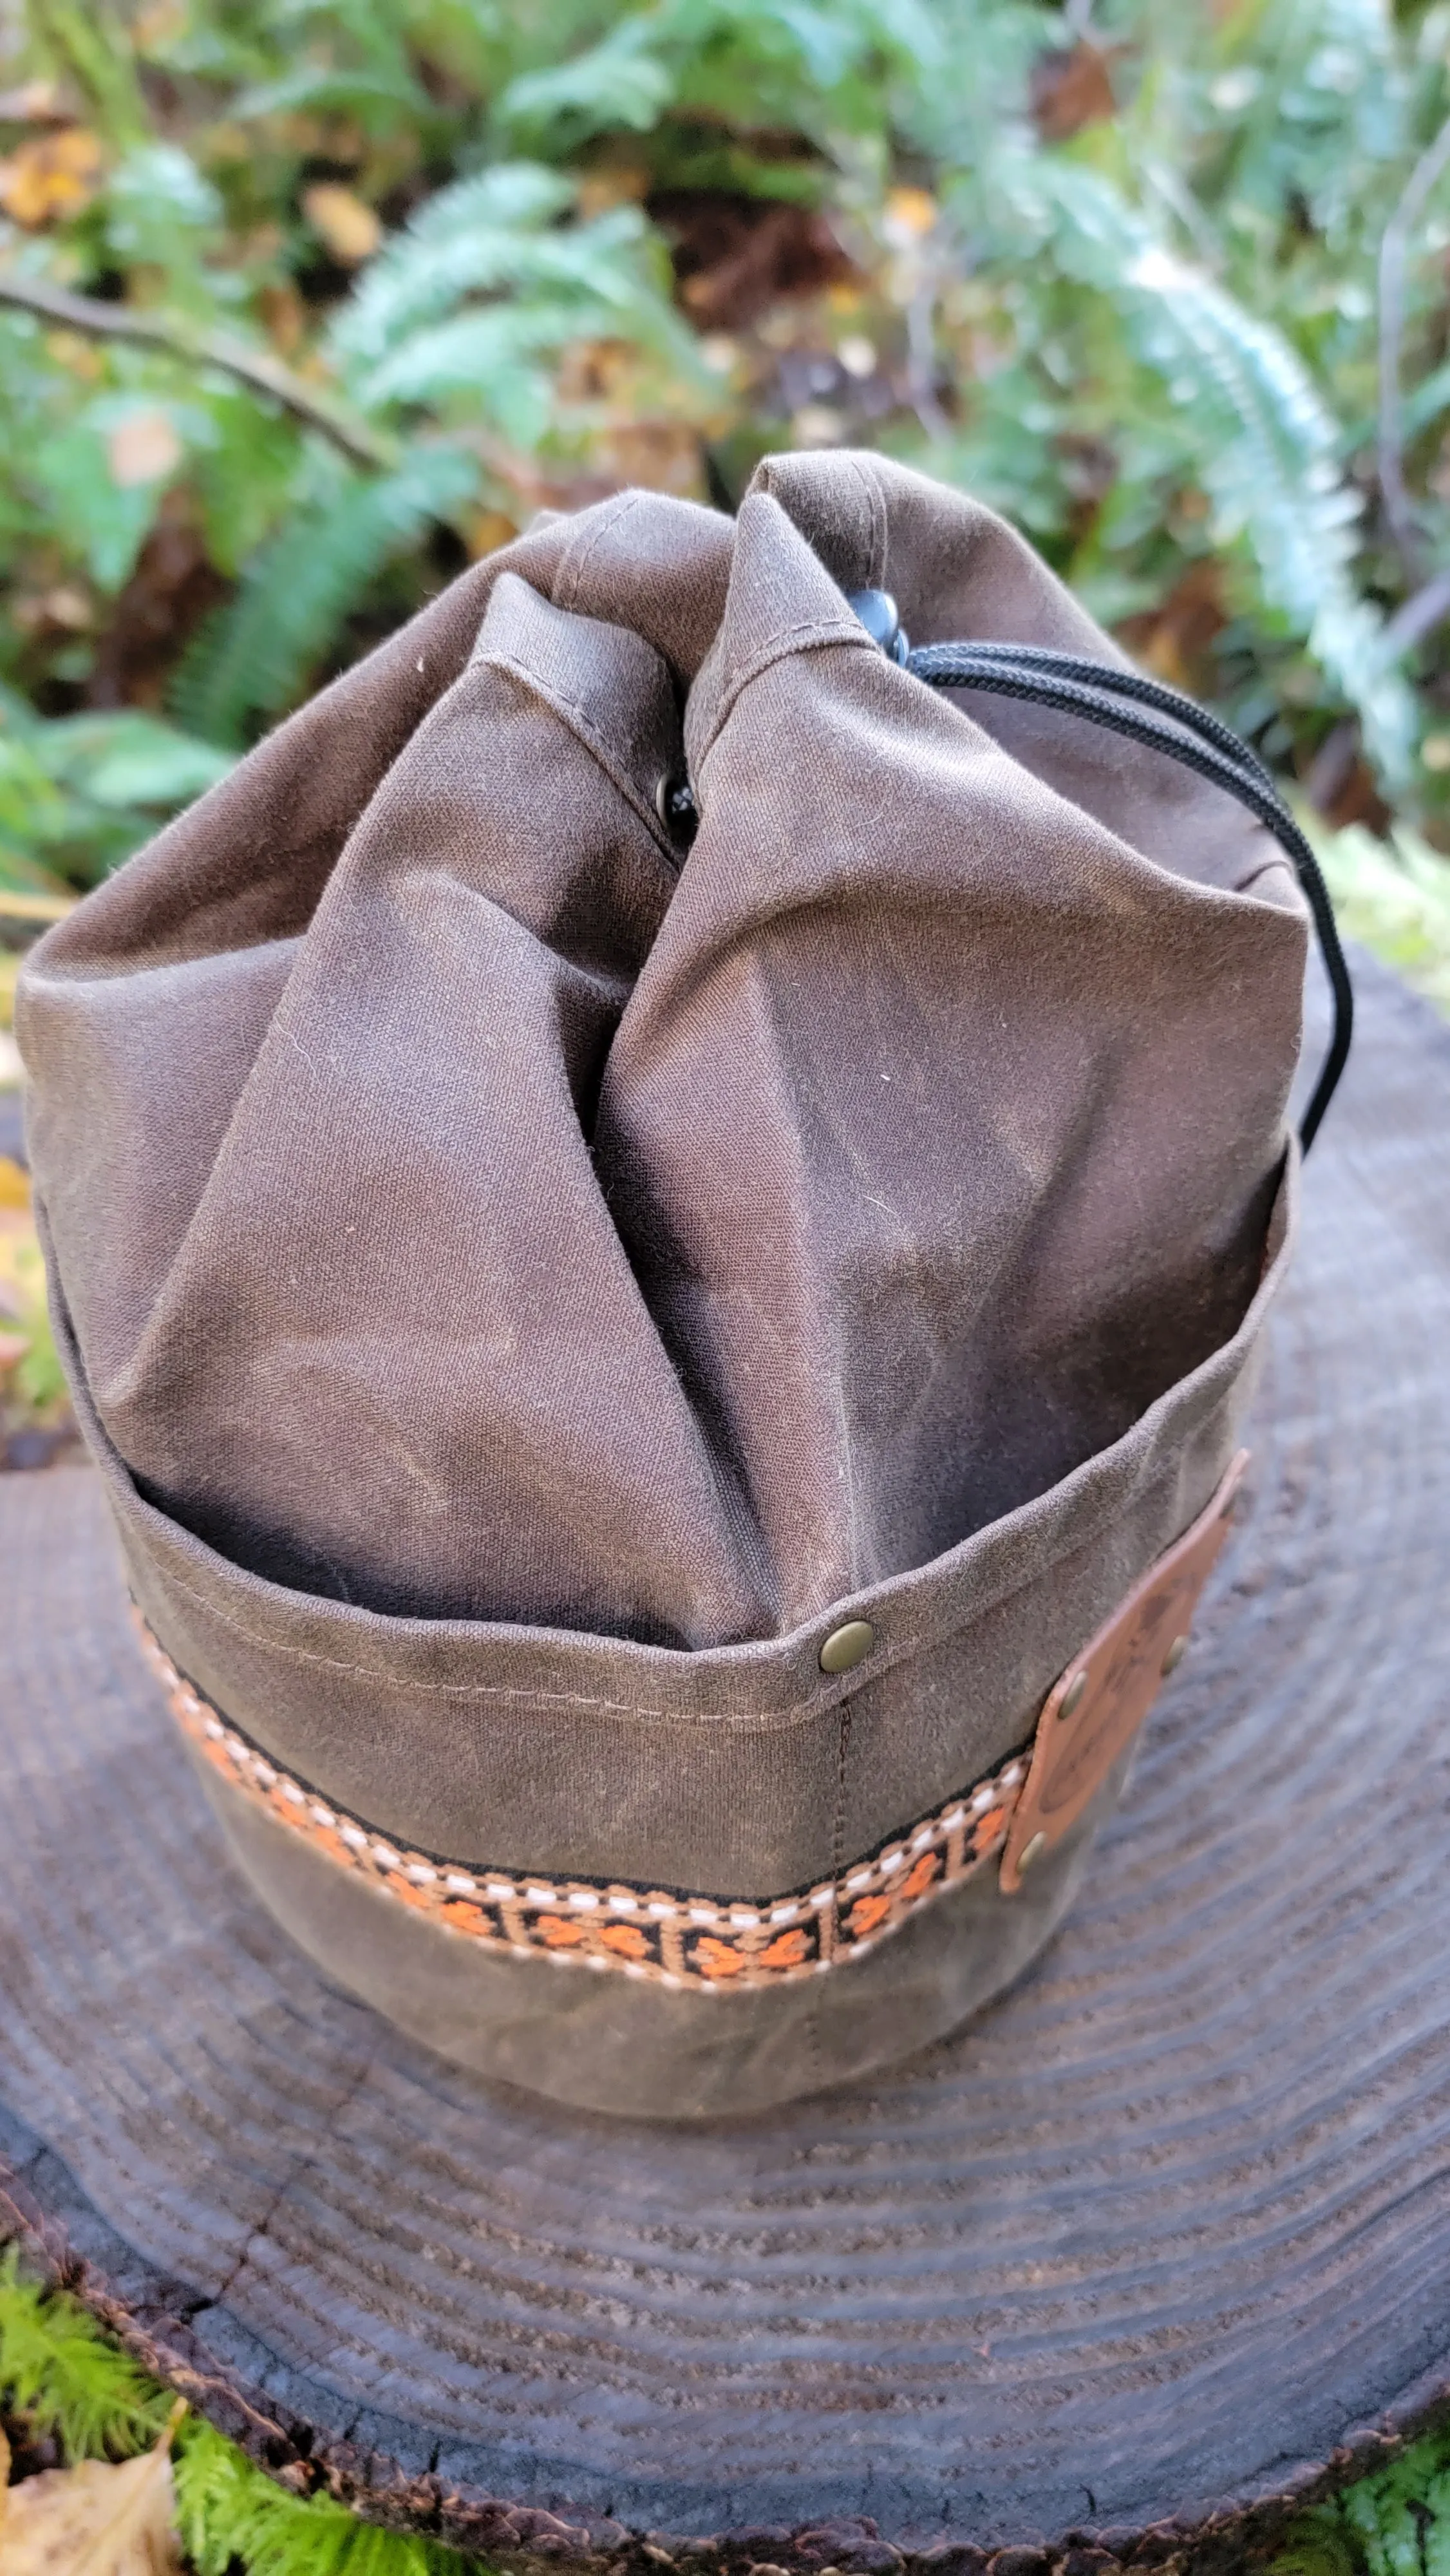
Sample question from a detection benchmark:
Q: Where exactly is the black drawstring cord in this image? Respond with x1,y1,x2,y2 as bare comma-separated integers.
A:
843,594,1352,1154
914,638,1281,798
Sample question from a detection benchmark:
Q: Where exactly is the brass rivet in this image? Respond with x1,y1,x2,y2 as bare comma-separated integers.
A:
1019,1830,1047,1873
1162,1633,1189,1676
1059,1669,1087,1721
820,1618,875,1675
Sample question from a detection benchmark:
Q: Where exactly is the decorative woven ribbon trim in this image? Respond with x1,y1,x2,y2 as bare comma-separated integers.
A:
133,1615,1028,1990
133,1450,1247,1994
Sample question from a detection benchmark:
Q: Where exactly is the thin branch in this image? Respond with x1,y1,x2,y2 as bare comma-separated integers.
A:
1382,564,1450,659
1377,110,1450,576
0,272,393,471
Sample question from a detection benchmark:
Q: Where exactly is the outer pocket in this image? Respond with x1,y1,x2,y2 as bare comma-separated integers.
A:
46,1152,1295,2114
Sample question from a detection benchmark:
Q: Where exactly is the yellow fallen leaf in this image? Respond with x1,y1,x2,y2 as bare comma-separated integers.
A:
0,2403,184,2576
107,413,183,491
301,182,381,265
0,1157,30,1211
0,128,104,227
883,184,937,242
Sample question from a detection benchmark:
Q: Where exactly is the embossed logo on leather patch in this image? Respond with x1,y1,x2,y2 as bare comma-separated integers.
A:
999,1449,1249,1895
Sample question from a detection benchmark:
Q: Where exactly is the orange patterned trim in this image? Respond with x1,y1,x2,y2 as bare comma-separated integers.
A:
134,1615,1027,1991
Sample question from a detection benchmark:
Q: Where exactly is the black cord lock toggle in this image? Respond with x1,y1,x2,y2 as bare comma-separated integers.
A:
847,590,911,665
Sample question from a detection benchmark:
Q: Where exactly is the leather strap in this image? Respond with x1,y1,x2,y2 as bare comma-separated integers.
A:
1000,1449,1249,1893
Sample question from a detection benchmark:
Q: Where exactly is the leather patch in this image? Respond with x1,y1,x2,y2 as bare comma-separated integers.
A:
999,1450,1249,1895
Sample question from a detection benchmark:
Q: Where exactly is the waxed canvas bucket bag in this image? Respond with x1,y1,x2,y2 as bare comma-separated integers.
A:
17,448,1346,2119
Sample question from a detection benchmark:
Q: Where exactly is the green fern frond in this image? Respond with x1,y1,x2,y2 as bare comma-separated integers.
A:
1274,2426,1450,2576
236,64,433,122
497,0,941,154
169,444,476,748
362,309,591,443
330,168,699,410
175,2418,469,2576
0,2250,482,2576
1211,0,1404,235
333,167,615,363
0,2245,170,2457
1039,163,1417,787
498,24,673,144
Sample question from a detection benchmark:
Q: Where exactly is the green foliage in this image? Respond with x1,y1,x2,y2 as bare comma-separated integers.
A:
1029,162,1417,787
176,2420,471,2576
1276,2422,1450,2576
0,2246,165,2456
0,687,234,898
328,162,702,428
171,445,475,745
0,2247,484,2576
2,0,1450,927
496,0,943,160
1312,810,1450,1007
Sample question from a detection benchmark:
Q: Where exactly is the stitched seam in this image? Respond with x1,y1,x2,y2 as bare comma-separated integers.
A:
555,490,645,612
99,1206,1293,1727
480,643,677,866
832,1702,852,1877
701,619,874,762
133,1437,1203,1728
88,1157,1291,1725
848,453,887,586
142,1611,1028,1988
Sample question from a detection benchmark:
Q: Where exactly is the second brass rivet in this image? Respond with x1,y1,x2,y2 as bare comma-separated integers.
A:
820,1618,875,1675
1162,1633,1189,1676
1019,1831,1047,1872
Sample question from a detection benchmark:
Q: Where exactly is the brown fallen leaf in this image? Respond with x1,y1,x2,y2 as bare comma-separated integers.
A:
0,128,103,227
108,413,184,491
1030,39,1120,140
0,2401,185,2576
301,182,381,265
0,82,70,126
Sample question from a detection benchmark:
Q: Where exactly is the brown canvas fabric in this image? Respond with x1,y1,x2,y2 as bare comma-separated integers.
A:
17,452,1305,2111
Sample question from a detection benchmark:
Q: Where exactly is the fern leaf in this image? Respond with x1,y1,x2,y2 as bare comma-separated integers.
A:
0,2256,478,2576
328,162,702,427
333,169,625,364
361,308,583,442
169,444,476,749
0,2248,168,2459
498,0,941,152
1040,163,1417,786
498,24,673,142
1212,0,1404,234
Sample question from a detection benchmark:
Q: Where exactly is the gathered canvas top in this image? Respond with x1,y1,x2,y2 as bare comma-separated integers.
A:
20,451,1306,1649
